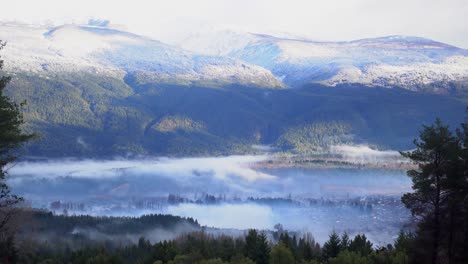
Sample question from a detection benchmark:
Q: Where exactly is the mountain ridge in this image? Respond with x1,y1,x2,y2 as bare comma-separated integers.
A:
0,22,466,157
2,22,468,91
0,23,284,89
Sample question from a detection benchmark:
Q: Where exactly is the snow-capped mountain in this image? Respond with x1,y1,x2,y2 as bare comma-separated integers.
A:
177,30,468,91
1,23,467,91
0,23,283,88
0,23,465,157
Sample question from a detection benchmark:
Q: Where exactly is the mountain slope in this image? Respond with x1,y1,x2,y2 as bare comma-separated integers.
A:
178,30,468,91
6,73,465,157
0,23,466,157
0,23,283,88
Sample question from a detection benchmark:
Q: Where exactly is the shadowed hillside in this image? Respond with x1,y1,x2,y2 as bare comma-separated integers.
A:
5,73,465,157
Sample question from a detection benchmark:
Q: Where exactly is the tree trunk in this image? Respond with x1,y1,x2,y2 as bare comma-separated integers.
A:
448,207,454,264
464,203,468,263
432,174,441,264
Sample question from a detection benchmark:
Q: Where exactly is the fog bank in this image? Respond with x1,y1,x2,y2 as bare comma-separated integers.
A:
7,155,412,244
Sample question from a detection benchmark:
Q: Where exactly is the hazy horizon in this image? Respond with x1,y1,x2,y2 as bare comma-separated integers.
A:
2,0,468,48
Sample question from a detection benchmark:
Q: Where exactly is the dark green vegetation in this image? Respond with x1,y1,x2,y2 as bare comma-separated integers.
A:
11,212,412,264
0,42,34,210
400,120,468,264
1,42,468,263
21,210,199,240
14,210,200,252
4,71,465,157
0,118,460,264
0,41,34,262
4,118,464,264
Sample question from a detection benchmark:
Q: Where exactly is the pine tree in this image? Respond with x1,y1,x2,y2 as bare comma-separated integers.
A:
244,229,259,261
401,119,460,264
256,232,270,264
340,232,350,251
322,231,341,260
244,230,270,264
0,40,34,263
452,117,468,263
349,234,373,256
0,41,34,207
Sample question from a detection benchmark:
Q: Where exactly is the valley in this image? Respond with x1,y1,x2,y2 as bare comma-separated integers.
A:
8,156,412,245
0,10,467,262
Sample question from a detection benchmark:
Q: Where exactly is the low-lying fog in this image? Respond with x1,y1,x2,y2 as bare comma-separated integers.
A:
8,154,413,245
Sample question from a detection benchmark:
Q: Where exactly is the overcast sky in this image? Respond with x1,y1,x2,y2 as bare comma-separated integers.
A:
3,0,468,48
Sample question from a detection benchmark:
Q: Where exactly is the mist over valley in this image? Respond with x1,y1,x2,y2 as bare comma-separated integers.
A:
0,3,467,262
9,155,412,245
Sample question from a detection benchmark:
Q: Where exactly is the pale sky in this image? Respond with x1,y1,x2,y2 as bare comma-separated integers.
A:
2,0,468,48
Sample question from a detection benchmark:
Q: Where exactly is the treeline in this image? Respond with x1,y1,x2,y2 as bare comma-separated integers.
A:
399,119,468,263
18,228,412,264
22,210,200,236
15,117,466,264
11,210,201,255
274,122,352,155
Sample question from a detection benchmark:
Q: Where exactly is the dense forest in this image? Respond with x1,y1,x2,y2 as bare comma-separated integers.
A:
1,41,468,263
6,71,466,157
14,221,414,264
0,118,464,264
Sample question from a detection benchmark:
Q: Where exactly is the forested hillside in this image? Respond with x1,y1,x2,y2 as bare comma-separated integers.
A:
0,23,466,157
16,210,411,264
5,72,465,157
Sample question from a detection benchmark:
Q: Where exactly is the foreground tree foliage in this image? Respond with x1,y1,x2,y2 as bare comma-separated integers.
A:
8,119,466,264
244,229,270,264
401,119,468,264
0,41,34,263
1,37,466,262
270,242,294,264
16,227,414,264
12,210,416,263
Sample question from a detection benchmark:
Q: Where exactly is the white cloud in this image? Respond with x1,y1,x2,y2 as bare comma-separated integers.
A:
8,156,275,182
329,144,409,165
8,156,411,198
1,0,467,48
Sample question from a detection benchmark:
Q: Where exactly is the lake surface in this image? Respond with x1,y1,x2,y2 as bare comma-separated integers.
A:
8,156,412,244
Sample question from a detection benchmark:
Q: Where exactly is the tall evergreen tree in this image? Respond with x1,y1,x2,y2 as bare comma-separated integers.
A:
244,230,270,264
244,229,259,262
256,232,271,264
340,232,350,251
348,234,373,257
0,41,35,263
401,119,460,264
322,231,341,260
0,41,34,211
453,116,468,263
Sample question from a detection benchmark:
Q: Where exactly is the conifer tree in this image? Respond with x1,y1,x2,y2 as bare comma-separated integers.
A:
401,119,460,264
270,242,294,264
323,231,341,260
340,232,350,251
0,39,34,264
256,232,271,264
349,234,373,257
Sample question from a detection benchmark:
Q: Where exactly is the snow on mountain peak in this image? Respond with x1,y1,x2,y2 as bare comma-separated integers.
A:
1,22,467,91
217,32,468,89
347,35,459,50
276,41,340,62
44,25,118,57
177,29,260,56
0,23,283,88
